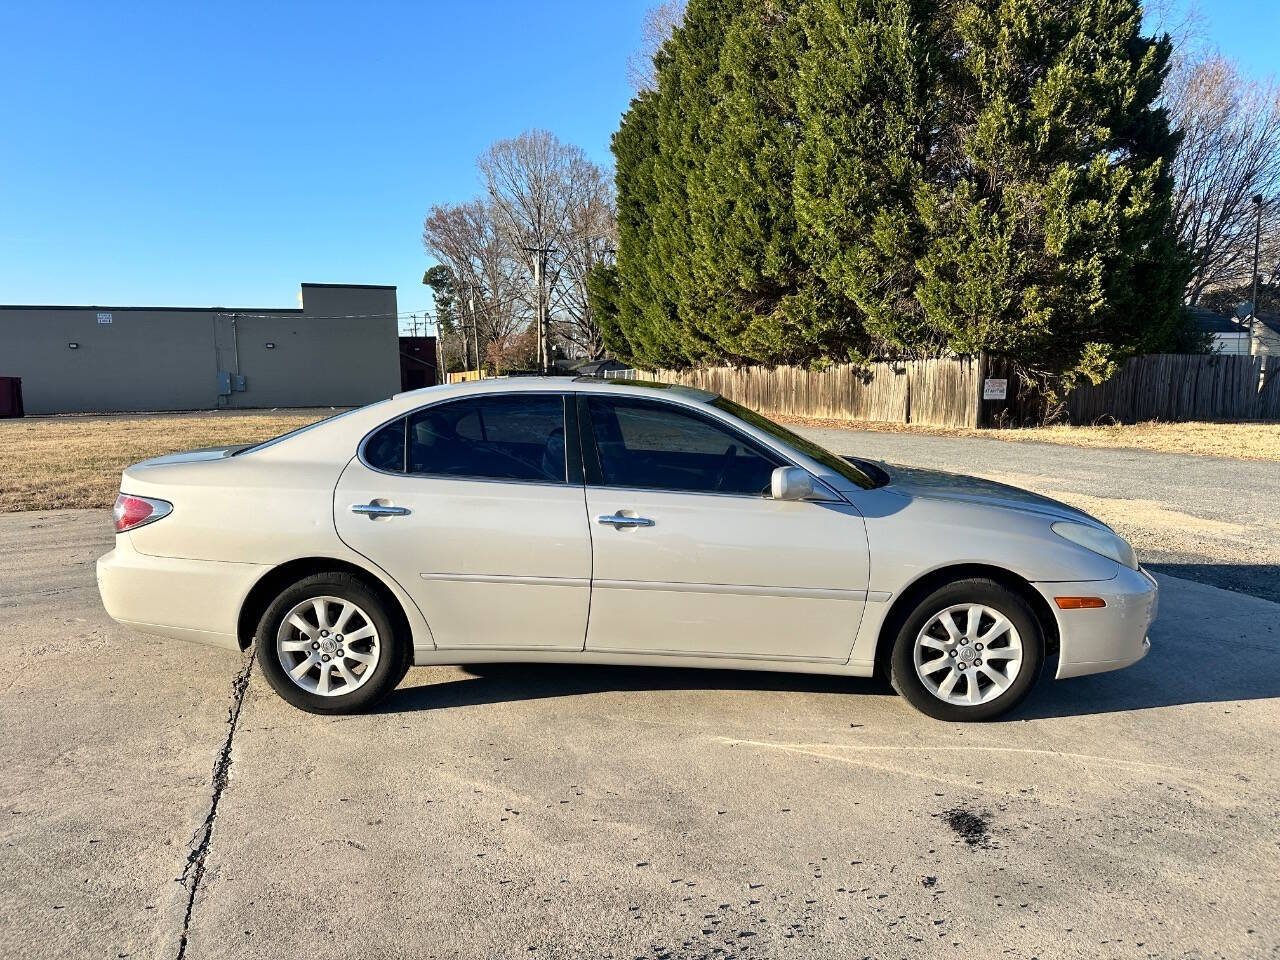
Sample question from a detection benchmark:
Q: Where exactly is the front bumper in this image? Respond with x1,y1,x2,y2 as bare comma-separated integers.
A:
1034,565,1158,680
97,533,267,652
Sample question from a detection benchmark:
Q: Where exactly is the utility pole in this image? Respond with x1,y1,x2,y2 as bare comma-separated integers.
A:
437,316,447,384
467,287,480,376
456,282,474,372
523,245,556,374
1251,194,1264,354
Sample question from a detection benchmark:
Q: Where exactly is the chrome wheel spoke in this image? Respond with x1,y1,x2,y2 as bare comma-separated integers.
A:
936,669,961,698
966,674,981,704
980,665,1009,691
920,657,951,676
940,612,963,643
983,646,1019,661
316,662,332,695
287,614,315,639
343,625,376,643
333,602,357,634
345,648,375,664
965,604,982,639
918,635,949,652
335,660,359,686
312,598,331,631
289,652,319,680
280,638,313,653
977,616,1010,645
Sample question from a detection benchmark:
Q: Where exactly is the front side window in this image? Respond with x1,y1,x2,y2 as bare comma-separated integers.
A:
586,396,781,496
711,397,881,489
405,394,567,483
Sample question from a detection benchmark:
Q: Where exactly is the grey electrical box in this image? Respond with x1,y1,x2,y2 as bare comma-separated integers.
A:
232,374,247,392
216,370,232,396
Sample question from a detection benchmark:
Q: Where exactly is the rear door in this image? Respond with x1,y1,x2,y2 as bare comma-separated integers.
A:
335,392,591,650
579,394,870,663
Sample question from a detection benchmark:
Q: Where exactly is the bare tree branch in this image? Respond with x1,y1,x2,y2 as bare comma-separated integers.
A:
627,1,685,93
1166,53,1280,304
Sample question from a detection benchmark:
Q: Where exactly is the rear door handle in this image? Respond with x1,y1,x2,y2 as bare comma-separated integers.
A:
597,513,654,528
351,502,411,518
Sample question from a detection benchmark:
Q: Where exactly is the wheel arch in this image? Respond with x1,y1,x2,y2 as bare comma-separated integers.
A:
872,563,1060,676
236,556,414,652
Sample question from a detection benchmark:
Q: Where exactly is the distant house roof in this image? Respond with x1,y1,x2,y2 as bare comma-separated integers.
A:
573,358,632,377
1189,307,1248,335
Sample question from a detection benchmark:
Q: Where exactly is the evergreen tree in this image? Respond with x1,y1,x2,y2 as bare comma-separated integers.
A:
601,0,1190,387
793,0,936,357
912,0,1188,386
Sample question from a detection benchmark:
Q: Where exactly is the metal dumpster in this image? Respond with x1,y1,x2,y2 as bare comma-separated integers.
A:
0,377,24,418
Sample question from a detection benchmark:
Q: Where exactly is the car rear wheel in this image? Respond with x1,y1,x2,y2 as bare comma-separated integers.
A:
256,572,409,714
889,578,1044,721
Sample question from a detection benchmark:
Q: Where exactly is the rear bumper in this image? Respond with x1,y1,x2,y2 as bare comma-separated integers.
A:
96,534,267,652
1034,565,1158,680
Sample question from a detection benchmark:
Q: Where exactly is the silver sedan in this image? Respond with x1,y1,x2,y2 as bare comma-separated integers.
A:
97,377,1156,721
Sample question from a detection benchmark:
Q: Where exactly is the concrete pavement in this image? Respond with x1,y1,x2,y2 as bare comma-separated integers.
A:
2,508,1277,959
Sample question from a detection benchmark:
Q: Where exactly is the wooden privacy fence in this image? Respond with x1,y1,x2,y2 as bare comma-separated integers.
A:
1064,353,1280,424
612,352,1280,427
612,358,983,427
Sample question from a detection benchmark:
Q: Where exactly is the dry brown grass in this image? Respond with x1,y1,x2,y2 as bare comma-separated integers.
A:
780,416,1280,460
3,408,1277,515
0,410,332,512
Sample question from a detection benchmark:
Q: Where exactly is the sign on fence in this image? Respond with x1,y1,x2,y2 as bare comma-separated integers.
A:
982,378,1008,400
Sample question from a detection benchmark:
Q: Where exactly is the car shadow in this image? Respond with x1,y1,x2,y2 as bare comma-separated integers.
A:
377,662,897,714
377,564,1280,721
1144,561,1280,605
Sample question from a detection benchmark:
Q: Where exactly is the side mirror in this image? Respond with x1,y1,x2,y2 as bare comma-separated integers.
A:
771,466,814,501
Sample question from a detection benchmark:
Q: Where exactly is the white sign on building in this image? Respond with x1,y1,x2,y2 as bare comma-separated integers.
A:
96,312,113,324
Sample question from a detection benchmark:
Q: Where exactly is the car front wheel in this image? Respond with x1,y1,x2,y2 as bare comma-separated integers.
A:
256,572,409,714
889,578,1044,721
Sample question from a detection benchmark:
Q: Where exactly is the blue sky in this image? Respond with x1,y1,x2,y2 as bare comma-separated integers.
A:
1,0,1275,334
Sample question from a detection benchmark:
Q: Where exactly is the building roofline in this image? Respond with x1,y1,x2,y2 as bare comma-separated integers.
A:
1,282,394,313
300,282,397,290
0,304,303,313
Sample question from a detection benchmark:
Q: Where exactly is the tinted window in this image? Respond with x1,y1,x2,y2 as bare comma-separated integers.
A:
586,397,781,496
363,417,406,473
407,395,567,483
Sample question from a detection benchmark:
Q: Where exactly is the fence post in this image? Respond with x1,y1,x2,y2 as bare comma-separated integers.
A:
974,351,987,429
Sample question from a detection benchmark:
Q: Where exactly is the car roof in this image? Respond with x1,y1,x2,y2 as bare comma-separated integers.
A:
393,376,717,404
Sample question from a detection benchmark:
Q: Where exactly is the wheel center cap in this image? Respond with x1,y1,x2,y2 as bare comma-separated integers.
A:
957,645,977,665
319,637,338,655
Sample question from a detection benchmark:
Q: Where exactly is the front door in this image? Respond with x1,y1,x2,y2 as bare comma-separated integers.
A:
579,395,870,663
335,392,591,650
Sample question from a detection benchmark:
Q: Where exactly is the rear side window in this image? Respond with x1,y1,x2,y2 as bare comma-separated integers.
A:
405,395,567,483
363,417,406,473
585,396,781,496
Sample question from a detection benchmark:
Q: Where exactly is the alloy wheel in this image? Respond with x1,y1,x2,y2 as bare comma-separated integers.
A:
275,595,382,697
912,602,1024,707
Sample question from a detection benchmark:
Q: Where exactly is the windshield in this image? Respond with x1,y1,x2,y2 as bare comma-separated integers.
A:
710,397,881,490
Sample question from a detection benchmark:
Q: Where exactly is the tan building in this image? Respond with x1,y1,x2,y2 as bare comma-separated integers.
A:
0,283,401,415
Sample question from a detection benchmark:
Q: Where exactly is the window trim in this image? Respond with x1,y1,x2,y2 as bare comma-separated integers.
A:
357,392,578,487
577,393,837,501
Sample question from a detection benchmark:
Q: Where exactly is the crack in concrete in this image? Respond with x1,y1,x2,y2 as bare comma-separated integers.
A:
175,651,255,960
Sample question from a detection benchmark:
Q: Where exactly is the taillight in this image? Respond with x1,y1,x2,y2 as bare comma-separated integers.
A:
113,494,173,533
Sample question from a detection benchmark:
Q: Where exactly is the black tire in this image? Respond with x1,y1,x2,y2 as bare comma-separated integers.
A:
255,572,410,715
889,578,1044,722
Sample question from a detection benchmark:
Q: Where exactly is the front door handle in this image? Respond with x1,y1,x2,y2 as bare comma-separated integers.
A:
351,502,411,518
597,513,654,528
